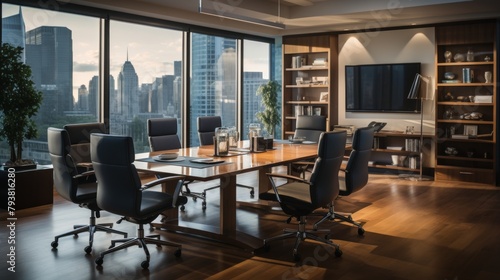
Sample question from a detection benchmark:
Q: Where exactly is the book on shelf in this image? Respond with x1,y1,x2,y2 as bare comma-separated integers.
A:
451,134,469,139
441,79,460,83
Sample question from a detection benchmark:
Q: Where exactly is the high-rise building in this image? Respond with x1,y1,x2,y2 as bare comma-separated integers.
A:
77,84,89,111
2,7,26,61
190,34,236,146
25,26,73,117
116,59,139,119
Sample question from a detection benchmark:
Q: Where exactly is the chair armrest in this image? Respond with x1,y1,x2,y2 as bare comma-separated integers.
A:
266,173,310,185
73,170,95,179
141,175,185,190
141,175,186,208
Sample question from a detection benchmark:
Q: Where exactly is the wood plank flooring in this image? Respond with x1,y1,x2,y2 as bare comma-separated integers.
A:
1,173,500,280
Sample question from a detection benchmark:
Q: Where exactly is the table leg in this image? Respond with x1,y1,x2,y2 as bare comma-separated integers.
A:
160,179,179,223
219,174,236,235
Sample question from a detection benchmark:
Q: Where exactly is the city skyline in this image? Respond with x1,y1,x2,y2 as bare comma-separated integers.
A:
2,4,270,102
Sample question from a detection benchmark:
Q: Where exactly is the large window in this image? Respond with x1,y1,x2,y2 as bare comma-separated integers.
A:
109,20,183,153
189,33,238,147
1,4,99,164
242,39,271,139
1,2,273,164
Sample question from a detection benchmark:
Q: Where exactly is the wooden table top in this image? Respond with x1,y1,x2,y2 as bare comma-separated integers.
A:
134,140,318,181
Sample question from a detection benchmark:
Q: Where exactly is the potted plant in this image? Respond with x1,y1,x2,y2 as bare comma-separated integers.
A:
256,80,281,139
0,43,43,169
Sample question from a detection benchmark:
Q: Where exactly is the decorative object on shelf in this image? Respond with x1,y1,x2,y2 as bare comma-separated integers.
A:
466,151,474,158
484,55,491,62
474,95,492,103
391,155,399,166
456,96,468,102
313,107,321,116
460,112,483,120
485,71,492,83
444,50,452,62
405,126,414,134
319,92,328,102
462,67,472,83
444,147,458,156
466,49,474,62
468,95,474,102
404,73,432,181
444,72,455,80
444,92,454,101
454,53,465,62
444,107,457,119
449,126,456,136
296,77,303,85
463,125,478,136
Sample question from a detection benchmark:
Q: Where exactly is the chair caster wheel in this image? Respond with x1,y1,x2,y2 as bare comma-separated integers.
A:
84,245,92,254
180,205,185,211
335,248,343,257
174,248,181,257
202,202,207,211
141,260,149,269
51,241,58,248
250,190,255,197
95,257,103,266
358,227,365,236
192,197,197,202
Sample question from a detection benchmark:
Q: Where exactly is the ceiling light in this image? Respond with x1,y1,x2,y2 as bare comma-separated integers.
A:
199,0,285,29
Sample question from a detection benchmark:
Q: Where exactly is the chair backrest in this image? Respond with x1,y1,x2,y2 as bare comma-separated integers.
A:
91,133,143,218
147,118,181,151
197,116,221,145
294,115,327,142
343,126,374,195
308,130,347,208
63,123,106,164
47,127,80,202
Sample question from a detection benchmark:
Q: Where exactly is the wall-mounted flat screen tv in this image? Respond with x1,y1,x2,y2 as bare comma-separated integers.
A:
345,62,421,113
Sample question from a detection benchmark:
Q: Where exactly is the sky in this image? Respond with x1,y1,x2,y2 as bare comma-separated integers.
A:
3,4,269,101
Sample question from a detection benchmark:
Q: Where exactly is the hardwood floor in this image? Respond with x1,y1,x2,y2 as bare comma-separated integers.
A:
1,173,500,280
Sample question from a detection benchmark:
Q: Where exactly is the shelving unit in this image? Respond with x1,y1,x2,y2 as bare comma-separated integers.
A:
434,21,497,185
281,34,338,138
366,132,433,173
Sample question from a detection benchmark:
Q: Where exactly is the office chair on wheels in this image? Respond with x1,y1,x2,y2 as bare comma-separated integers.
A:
197,116,255,198
147,118,206,211
48,127,127,254
259,131,346,261
313,126,374,235
290,115,327,179
91,133,187,269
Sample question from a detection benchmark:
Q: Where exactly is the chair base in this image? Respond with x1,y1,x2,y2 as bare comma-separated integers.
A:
263,216,342,261
181,183,207,212
203,183,255,198
313,205,365,236
51,213,127,254
95,223,181,269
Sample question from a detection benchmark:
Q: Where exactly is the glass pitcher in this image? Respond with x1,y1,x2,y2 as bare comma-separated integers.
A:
214,127,229,156
227,126,239,148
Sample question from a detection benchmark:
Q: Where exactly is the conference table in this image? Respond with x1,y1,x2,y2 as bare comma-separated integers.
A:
133,140,318,250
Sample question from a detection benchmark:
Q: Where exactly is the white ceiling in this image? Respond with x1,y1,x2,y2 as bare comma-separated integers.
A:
72,0,500,37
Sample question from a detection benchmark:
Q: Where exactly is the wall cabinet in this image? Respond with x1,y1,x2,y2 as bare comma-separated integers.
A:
434,22,497,185
281,35,338,138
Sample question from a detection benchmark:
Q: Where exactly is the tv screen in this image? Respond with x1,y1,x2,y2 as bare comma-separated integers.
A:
345,63,421,113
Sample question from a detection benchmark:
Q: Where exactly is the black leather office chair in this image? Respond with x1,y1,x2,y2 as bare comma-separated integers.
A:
63,122,107,167
147,118,206,211
260,131,346,261
90,133,187,269
291,115,327,178
313,126,374,235
48,127,127,254
197,116,254,198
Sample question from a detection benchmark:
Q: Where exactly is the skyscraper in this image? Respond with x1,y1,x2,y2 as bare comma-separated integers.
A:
116,59,139,119
2,7,26,61
25,26,73,118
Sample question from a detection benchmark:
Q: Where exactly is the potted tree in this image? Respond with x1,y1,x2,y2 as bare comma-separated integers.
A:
256,80,281,144
0,43,43,170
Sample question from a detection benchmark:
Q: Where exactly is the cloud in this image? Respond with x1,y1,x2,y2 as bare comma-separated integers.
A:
74,62,98,72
